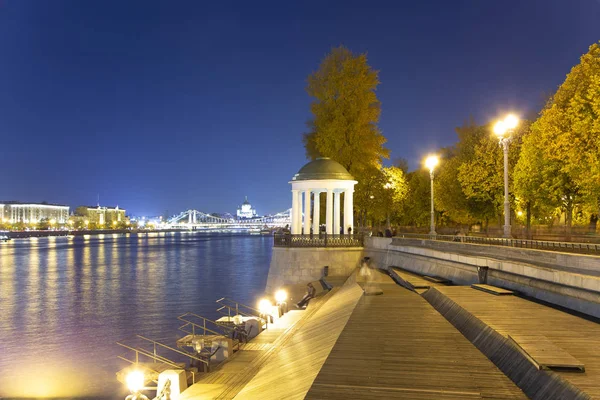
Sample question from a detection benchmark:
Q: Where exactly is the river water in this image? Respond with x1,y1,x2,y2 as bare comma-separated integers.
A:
0,232,272,399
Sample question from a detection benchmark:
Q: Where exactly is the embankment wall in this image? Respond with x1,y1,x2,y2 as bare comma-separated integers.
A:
364,237,600,318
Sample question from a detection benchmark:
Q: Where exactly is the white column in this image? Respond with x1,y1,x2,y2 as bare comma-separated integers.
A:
295,190,303,234
303,190,311,234
344,189,354,233
334,192,341,235
313,191,320,233
291,190,299,234
326,189,333,234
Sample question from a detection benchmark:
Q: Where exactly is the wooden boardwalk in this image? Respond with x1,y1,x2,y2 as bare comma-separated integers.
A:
306,283,526,399
234,280,365,399
471,284,514,296
390,266,451,294
427,286,600,399
179,309,306,400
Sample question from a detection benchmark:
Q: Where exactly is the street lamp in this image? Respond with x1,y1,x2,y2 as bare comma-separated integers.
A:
424,155,439,236
493,114,519,238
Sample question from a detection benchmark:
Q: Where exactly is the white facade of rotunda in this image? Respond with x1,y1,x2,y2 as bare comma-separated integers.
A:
289,179,356,235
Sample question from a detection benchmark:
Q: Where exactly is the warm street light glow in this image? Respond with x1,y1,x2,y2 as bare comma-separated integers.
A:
424,154,439,235
505,114,519,129
49,219,56,225
275,289,287,303
425,155,439,172
126,370,144,393
258,298,272,315
493,120,506,136
494,114,519,137
84,220,89,225
493,114,519,238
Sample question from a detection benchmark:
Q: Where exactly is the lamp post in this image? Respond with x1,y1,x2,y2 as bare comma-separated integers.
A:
493,114,519,238
425,155,439,236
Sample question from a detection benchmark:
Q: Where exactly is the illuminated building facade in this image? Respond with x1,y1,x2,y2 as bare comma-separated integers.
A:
0,202,70,224
76,205,127,225
237,197,257,219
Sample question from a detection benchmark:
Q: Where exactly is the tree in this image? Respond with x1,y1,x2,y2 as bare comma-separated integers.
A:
532,42,600,231
397,170,431,228
513,131,557,238
303,46,389,200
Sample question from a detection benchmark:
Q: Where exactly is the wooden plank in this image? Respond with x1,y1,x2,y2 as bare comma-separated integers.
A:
233,280,365,400
508,335,585,372
428,286,600,399
471,284,514,295
305,283,527,399
423,275,452,284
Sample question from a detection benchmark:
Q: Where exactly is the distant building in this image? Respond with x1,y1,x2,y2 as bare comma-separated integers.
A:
76,205,127,225
237,197,257,219
0,201,70,224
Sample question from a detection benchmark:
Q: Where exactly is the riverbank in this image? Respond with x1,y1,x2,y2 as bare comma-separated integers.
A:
3,228,185,239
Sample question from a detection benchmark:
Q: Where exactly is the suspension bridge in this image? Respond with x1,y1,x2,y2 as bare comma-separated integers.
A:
165,209,292,230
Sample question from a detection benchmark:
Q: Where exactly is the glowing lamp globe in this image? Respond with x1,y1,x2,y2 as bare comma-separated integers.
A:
275,289,287,303
258,298,272,315
493,120,507,137
126,370,145,393
504,114,519,129
425,155,439,172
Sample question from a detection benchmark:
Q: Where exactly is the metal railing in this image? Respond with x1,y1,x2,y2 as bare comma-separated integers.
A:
215,297,261,320
392,233,600,256
178,312,238,339
273,233,364,248
116,334,205,380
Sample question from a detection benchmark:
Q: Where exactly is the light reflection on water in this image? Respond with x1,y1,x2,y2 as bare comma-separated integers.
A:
0,232,272,399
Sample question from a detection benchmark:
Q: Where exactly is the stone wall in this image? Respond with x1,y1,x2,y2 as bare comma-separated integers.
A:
364,237,600,319
265,247,364,293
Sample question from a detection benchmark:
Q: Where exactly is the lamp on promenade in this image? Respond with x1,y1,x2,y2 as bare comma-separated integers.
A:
493,114,519,238
424,155,439,236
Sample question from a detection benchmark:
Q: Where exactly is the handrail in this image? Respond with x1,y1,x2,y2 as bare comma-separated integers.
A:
215,297,261,319
178,312,235,337
135,335,208,365
274,233,364,248
116,341,198,383
392,233,600,256
117,342,182,368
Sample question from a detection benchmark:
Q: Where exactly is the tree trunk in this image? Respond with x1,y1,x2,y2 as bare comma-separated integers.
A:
526,201,532,240
590,214,598,234
386,212,391,229
565,201,573,242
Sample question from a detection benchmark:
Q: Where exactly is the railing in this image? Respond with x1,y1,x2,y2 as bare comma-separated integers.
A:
216,297,261,320
178,312,236,338
117,334,205,380
393,233,600,256
273,233,364,248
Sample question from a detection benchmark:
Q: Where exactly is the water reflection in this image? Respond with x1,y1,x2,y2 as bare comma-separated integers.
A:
0,233,272,398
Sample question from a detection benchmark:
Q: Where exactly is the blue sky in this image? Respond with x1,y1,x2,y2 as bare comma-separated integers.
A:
1,0,599,215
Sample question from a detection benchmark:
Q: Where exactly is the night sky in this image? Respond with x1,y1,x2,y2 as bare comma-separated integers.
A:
1,0,598,216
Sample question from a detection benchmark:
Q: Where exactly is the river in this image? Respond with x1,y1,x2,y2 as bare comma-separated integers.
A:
0,232,273,399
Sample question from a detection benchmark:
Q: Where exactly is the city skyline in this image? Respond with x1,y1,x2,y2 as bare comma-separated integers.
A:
1,0,599,215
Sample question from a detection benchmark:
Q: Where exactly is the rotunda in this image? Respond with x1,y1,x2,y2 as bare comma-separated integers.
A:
289,157,357,235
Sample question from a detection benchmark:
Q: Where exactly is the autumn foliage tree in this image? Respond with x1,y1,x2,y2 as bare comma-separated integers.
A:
303,46,395,227
528,42,600,232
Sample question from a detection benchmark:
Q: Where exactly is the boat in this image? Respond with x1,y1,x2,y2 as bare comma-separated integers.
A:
0,234,11,242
